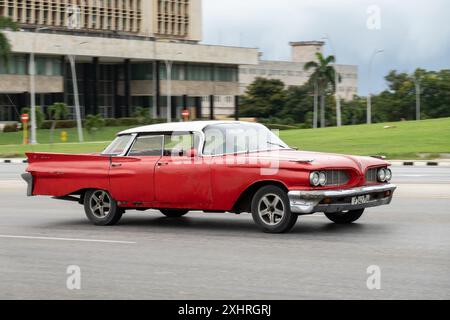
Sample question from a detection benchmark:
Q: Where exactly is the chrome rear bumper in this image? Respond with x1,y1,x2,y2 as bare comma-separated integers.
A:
21,173,34,197
288,184,397,214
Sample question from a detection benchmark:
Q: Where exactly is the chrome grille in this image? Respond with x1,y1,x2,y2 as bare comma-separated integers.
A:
325,170,350,186
365,168,378,183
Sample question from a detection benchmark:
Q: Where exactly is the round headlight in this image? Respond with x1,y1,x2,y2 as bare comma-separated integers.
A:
310,172,320,186
319,171,327,186
377,168,387,182
385,168,392,181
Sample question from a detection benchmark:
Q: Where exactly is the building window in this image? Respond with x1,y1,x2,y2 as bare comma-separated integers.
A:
215,66,238,82
0,55,28,75
131,64,154,80
187,64,213,81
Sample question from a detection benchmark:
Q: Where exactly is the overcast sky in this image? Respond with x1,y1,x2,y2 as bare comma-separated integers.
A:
202,0,450,95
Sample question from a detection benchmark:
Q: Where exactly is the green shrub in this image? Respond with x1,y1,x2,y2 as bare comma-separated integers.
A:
104,118,119,127
40,120,78,129
3,123,18,132
116,117,141,126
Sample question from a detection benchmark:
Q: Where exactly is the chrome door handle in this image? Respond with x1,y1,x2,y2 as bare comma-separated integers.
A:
111,163,122,168
157,162,169,167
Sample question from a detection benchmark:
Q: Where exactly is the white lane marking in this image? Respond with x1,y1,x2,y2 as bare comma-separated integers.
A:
0,234,136,244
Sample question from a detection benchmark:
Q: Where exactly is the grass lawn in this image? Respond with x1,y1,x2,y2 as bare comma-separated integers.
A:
0,118,449,159
280,117,450,159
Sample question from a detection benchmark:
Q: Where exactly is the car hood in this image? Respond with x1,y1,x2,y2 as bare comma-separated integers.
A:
246,149,389,172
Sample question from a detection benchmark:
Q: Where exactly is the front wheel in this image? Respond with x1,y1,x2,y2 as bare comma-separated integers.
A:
160,209,189,218
251,186,298,233
84,189,123,226
324,209,365,224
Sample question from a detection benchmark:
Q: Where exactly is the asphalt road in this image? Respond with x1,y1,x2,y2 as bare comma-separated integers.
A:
0,164,449,300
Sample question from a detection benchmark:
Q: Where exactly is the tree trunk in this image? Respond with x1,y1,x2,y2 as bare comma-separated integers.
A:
313,82,319,129
320,93,326,128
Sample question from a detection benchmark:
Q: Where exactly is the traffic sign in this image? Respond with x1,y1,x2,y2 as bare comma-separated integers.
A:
21,113,29,123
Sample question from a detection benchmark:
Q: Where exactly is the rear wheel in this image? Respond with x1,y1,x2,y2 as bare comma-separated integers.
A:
160,209,189,218
251,185,298,233
84,189,123,226
324,209,365,224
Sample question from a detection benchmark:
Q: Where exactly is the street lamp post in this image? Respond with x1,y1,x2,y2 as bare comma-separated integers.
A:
367,49,384,124
414,77,421,121
323,35,342,127
29,27,50,145
68,54,84,142
54,41,87,142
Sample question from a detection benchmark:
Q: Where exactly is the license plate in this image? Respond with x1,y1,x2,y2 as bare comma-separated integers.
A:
351,195,371,205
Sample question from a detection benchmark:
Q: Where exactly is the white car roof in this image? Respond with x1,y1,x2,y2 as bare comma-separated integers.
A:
118,121,264,135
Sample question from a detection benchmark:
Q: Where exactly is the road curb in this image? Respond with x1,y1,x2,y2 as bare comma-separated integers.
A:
0,159,28,164
390,161,450,167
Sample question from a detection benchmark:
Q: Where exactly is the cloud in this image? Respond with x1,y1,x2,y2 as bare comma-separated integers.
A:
202,0,450,95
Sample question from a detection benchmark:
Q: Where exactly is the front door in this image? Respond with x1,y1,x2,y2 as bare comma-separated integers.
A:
154,132,212,209
109,135,164,205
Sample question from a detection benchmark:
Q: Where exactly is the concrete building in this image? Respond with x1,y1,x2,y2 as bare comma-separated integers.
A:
0,0,258,121
239,41,358,101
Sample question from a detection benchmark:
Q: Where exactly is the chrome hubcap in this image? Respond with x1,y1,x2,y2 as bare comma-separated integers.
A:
90,190,112,219
258,194,285,226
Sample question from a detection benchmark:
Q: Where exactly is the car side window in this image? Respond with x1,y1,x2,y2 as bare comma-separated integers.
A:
163,132,199,157
128,135,164,156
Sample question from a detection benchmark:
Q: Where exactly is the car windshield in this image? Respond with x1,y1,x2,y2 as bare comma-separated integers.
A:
102,135,133,156
203,123,290,156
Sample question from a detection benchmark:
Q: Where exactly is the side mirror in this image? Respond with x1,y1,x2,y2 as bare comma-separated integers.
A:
186,148,198,158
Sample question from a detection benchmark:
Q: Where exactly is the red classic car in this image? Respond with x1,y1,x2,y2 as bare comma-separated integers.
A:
22,121,396,233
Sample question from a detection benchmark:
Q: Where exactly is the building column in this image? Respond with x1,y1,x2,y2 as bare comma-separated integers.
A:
234,95,240,121
83,63,91,115
61,56,68,106
113,64,120,118
195,97,202,119
124,59,131,117
209,95,215,120
171,96,177,120
92,57,99,115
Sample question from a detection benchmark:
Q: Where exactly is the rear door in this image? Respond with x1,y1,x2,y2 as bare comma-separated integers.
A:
109,135,164,205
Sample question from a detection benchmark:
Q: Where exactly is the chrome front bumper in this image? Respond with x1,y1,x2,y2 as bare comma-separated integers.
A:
288,184,397,214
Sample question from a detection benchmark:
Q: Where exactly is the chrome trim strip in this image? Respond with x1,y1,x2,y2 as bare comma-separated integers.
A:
288,184,397,214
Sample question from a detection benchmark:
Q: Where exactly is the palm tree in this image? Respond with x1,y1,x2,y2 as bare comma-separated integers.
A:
304,53,339,128
0,16,18,64
48,102,69,144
